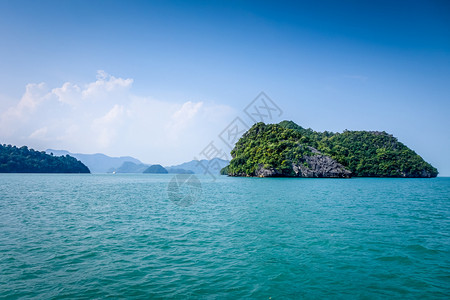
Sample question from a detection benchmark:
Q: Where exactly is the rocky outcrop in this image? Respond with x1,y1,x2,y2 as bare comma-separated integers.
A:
252,148,352,178
292,155,352,178
255,165,282,177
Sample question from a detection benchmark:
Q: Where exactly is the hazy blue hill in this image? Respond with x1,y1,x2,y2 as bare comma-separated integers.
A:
1,144,90,173
114,161,149,173
166,168,194,174
143,164,168,174
46,149,142,173
166,158,229,174
108,160,220,174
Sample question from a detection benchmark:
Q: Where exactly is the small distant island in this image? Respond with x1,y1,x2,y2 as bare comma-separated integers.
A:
0,144,90,173
143,164,168,174
221,121,438,178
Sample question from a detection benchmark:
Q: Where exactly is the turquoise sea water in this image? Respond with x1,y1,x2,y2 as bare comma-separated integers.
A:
0,174,449,299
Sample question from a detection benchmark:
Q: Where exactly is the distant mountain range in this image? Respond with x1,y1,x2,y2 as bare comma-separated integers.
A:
46,149,142,173
47,149,229,174
166,158,229,175
112,161,148,173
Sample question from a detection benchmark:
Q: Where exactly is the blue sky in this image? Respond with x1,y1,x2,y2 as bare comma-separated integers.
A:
0,0,449,174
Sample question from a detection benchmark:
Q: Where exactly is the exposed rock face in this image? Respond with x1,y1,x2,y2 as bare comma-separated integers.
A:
253,150,352,178
292,155,352,178
255,166,282,177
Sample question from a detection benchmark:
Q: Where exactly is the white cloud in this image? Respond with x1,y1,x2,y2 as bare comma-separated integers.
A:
82,70,133,99
8,82,49,116
21,83,49,109
0,83,50,136
0,71,236,164
52,82,81,105
168,101,204,138
29,127,48,139
92,104,125,148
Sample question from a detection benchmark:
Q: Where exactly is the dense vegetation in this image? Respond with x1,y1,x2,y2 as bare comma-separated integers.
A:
220,165,229,175
278,121,438,177
227,123,315,176
0,144,90,173
224,121,438,178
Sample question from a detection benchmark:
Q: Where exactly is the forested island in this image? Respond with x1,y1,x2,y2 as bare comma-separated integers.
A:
143,164,168,174
221,121,438,178
0,144,90,173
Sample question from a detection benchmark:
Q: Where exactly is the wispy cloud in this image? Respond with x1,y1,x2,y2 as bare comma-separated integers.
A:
168,101,204,138
82,70,133,99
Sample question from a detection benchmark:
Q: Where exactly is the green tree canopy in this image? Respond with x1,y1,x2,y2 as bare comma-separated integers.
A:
0,144,90,173
223,121,438,178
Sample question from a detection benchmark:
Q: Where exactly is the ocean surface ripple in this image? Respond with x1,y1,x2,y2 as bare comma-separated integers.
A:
1,174,449,299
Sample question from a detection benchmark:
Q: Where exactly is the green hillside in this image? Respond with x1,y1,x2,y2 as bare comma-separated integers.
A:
0,144,90,173
224,121,438,178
